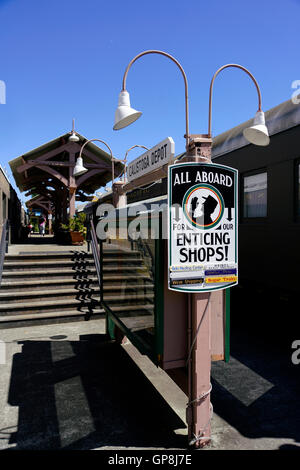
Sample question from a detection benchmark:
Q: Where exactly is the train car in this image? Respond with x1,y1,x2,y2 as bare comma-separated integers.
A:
212,97,300,301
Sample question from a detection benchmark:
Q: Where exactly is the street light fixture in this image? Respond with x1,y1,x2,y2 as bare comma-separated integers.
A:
73,155,88,177
113,91,142,130
113,50,190,152
75,138,123,184
208,63,269,146
68,118,80,143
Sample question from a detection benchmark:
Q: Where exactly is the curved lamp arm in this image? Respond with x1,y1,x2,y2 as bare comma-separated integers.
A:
121,50,190,150
123,144,149,182
208,63,262,137
79,138,123,185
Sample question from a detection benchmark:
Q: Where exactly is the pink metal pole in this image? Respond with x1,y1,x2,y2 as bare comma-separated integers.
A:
190,293,212,447
182,136,213,448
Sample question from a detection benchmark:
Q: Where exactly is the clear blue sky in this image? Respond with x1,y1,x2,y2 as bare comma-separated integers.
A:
0,0,299,202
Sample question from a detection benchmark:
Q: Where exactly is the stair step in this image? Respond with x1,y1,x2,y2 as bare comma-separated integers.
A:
0,293,154,314
4,252,93,261
0,287,100,302
1,268,97,278
3,257,142,268
0,278,153,291
0,284,154,301
1,265,147,277
0,277,99,290
3,259,95,271
0,304,154,325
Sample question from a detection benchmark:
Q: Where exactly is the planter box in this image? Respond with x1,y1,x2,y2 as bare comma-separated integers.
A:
70,231,84,245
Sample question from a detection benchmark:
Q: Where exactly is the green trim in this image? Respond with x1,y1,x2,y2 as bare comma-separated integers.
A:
107,315,115,340
102,301,155,360
224,289,230,362
169,281,237,293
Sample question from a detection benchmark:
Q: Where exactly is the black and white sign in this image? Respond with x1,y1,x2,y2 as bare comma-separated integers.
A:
127,137,175,182
168,162,238,292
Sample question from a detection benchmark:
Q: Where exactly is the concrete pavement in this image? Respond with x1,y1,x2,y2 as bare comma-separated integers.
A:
0,316,299,450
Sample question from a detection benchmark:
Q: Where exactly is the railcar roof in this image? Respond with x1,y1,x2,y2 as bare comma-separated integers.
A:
212,95,300,159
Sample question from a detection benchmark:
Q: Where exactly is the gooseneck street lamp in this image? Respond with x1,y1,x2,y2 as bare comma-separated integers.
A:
113,50,270,449
208,63,269,146
123,144,149,182
113,49,190,152
74,138,124,184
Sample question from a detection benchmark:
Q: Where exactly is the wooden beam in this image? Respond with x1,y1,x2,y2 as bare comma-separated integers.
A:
35,165,69,187
76,168,105,187
17,142,81,173
26,160,110,169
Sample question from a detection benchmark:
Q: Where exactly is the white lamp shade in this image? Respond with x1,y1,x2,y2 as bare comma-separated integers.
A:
243,111,270,146
69,132,80,142
113,90,142,130
73,156,88,176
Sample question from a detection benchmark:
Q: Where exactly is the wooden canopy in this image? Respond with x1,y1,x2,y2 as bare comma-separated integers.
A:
9,131,124,223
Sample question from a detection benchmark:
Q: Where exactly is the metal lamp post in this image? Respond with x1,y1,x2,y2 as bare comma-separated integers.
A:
123,144,149,182
113,51,269,448
113,49,190,153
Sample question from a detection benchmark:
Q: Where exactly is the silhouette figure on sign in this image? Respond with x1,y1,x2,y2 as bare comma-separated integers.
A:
190,196,199,219
189,193,218,226
202,195,218,225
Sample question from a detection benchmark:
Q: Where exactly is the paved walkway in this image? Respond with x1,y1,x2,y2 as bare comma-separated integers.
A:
0,317,299,450
8,235,89,255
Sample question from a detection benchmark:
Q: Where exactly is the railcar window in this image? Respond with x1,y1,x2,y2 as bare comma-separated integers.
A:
243,172,267,218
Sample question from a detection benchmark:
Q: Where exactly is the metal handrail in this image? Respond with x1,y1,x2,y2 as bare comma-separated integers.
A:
0,219,9,286
132,237,154,279
89,219,103,303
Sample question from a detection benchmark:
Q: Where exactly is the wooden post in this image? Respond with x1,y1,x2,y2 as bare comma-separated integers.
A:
69,151,77,218
69,187,76,218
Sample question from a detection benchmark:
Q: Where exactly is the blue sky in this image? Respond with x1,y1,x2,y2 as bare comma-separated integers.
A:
0,0,299,202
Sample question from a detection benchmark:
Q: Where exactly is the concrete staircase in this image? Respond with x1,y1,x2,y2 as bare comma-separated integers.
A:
0,247,154,328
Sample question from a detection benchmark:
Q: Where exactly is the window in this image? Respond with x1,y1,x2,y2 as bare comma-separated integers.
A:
243,171,267,218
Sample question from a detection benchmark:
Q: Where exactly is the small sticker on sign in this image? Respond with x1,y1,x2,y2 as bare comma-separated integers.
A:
205,275,238,284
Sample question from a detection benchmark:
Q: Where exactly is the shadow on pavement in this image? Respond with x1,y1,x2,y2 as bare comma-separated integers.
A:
211,285,300,448
4,334,186,450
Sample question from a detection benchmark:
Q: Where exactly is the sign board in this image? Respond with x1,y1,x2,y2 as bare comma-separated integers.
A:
48,214,52,220
127,137,175,182
168,162,238,292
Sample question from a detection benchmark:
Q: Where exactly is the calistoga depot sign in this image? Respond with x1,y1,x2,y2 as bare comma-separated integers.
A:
168,162,238,292
127,137,175,182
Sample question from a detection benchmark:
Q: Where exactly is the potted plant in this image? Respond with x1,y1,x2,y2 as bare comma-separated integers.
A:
60,213,87,245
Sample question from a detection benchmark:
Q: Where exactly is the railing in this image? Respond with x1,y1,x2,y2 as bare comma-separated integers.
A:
98,212,162,361
0,219,9,286
131,237,154,279
88,218,103,303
